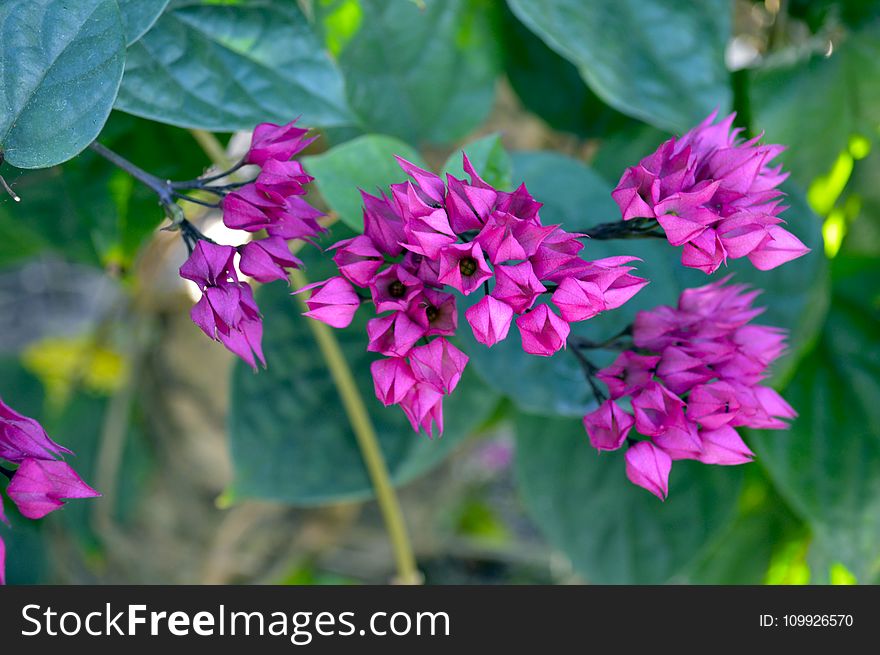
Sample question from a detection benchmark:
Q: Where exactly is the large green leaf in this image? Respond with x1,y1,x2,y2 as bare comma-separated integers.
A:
115,1,353,131
514,412,743,583
751,267,880,582
118,0,170,45
506,0,731,133
303,134,425,231
0,0,126,169
316,0,502,144
460,151,826,417
500,3,633,137
0,112,209,269
228,281,499,505
752,26,880,184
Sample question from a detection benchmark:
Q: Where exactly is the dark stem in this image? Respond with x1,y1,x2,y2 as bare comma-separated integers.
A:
0,465,14,480
172,192,221,208
90,142,174,206
570,325,633,351
169,160,246,189
581,216,666,240
570,346,607,404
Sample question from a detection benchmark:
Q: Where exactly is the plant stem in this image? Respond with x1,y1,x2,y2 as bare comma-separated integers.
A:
89,142,174,205
189,129,422,585
292,269,421,584
581,216,666,240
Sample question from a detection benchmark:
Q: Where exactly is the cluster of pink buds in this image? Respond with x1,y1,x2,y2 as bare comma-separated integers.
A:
300,155,647,436
1,397,99,584
582,279,796,499
611,111,810,274
179,120,324,368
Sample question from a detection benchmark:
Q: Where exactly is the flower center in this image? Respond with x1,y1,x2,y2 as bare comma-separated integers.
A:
425,305,439,322
388,280,406,298
459,257,478,277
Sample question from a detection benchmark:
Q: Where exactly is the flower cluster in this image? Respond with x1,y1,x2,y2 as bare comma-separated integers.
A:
612,111,809,274
179,120,323,368
300,155,646,436
1,397,99,584
582,279,796,499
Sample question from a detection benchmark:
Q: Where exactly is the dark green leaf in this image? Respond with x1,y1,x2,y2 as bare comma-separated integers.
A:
506,0,731,132
752,269,880,582
302,134,425,232
500,3,634,137
115,1,353,131
441,133,512,191
514,411,743,583
118,0,169,45
228,282,499,505
0,113,208,269
316,0,502,144
752,27,880,184
0,0,126,169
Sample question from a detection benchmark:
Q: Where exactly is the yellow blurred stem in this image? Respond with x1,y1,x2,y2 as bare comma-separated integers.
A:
188,129,421,584
291,270,421,584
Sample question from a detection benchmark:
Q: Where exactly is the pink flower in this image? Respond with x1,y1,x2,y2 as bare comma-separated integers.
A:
406,288,458,337
492,261,545,314
516,304,570,356
297,276,361,329
369,264,424,314
399,383,444,438
362,190,406,257
408,338,469,394
366,311,425,357
181,242,265,369
595,352,660,400
437,242,493,295
255,159,313,197
625,441,672,500
465,296,514,347
238,236,302,283
552,277,606,322
331,235,384,287
222,185,324,241
0,397,71,463
631,382,686,437
697,425,754,465
5,458,100,520
583,400,634,451
611,111,809,273
370,358,417,406
246,119,314,165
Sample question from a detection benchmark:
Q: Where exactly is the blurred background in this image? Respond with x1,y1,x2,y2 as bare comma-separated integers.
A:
0,0,878,584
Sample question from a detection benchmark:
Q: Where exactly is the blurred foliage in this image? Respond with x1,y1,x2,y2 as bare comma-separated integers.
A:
1,0,879,585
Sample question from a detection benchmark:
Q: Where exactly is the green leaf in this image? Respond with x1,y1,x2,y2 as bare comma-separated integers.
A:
118,0,170,45
0,0,126,169
228,281,499,506
459,151,827,416
514,412,743,583
303,134,425,231
441,133,512,191
500,3,634,137
751,267,880,582
752,27,880,184
685,469,805,584
316,0,502,144
0,112,209,268
506,0,731,133
115,1,353,131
